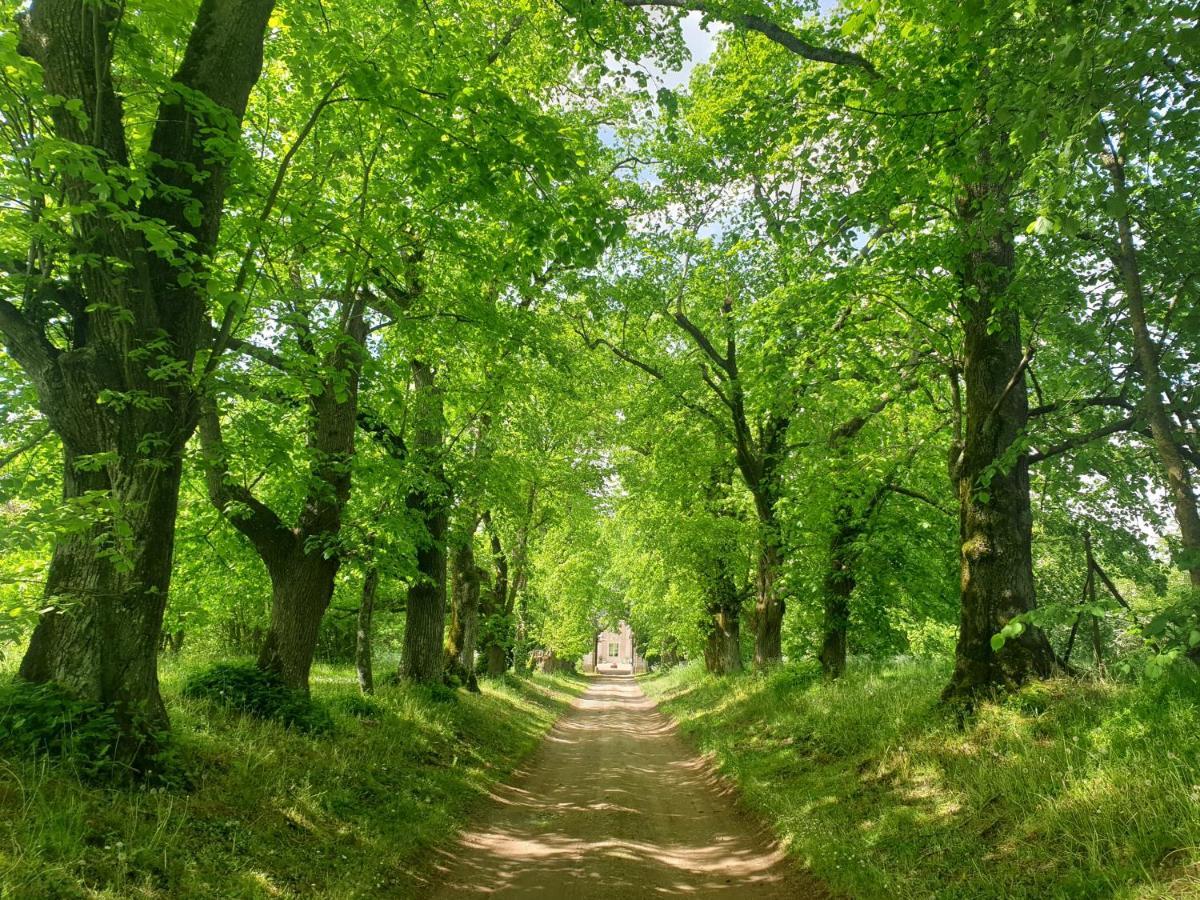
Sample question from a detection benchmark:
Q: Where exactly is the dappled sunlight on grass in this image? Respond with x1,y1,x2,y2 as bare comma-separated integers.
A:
643,658,1200,899
0,661,586,898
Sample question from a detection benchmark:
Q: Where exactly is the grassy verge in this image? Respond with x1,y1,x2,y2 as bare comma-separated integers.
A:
0,657,585,898
642,658,1200,899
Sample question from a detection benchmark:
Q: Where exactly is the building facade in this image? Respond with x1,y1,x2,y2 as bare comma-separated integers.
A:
581,621,647,674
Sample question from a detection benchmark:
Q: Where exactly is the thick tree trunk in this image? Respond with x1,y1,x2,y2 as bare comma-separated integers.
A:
1105,152,1200,590
753,538,784,667
477,511,511,676
19,447,183,752
819,506,857,678
943,179,1055,701
4,0,274,762
257,551,340,691
704,608,742,675
401,512,449,683
445,540,481,691
400,360,450,683
702,550,743,675
485,644,506,676
356,567,378,694
200,296,366,695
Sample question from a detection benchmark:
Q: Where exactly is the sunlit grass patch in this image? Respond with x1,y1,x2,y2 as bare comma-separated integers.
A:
0,660,585,898
644,658,1200,899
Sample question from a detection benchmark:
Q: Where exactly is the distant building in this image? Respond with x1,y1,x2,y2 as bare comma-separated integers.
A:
581,621,647,674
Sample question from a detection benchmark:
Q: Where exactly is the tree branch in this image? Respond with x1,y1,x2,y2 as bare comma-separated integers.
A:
673,309,733,374
198,399,295,561
0,424,53,473
886,484,954,516
0,296,59,383
1028,415,1138,464
617,0,877,76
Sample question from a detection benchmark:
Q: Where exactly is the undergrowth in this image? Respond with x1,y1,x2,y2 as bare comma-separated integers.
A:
182,663,334,735
643,658,1200,899
0,681,128,781
0,657,585,898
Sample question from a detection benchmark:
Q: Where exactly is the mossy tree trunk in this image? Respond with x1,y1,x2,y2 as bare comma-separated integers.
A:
943,174,1055,701
445,534,482,691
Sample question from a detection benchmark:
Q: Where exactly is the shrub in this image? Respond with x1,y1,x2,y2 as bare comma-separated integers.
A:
182,663,334,734
0,680,128,779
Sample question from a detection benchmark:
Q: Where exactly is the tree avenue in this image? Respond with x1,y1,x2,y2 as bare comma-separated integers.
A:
0,0,1198,892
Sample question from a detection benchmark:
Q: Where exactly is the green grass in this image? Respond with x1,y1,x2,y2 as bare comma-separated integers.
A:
642,658,1200,899
0,657,585,898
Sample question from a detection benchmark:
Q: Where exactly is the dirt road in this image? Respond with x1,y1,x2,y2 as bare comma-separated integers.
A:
429,674,824,897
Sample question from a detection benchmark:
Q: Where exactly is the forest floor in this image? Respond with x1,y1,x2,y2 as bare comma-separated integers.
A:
428,673,822,898
0,656,586,899
643,658,1200,900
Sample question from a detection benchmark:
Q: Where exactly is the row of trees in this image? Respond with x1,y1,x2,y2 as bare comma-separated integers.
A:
546,0,1198,693
0,0,1197,767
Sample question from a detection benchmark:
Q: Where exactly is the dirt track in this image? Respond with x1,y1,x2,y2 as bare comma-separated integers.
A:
429,674,825,897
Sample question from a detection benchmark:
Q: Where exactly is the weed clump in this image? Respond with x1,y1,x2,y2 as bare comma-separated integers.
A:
0,680,134,779
182,663,333,734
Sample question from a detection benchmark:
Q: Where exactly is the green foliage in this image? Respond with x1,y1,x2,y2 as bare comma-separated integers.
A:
181,663,334,735
0,680,129,780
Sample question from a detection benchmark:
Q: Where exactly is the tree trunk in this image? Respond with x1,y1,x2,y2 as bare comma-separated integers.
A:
4,0,275,761
705,608,743,675
19,447,183,754
199,294,367,695
445,539,481,691
819,506,857,678
943,178,1055,702
401,507,449,683
257,550,341,691
356,567,378,694
753,538,784,667
702,548,743,675
477,511,511,676
1105,150,1200,590
400,360,450,683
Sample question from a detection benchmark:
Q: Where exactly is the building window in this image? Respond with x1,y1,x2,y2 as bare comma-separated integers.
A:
609,642,619,657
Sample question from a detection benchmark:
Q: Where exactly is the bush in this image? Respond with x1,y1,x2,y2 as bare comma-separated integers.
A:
0,680,128,779
182,663,334,734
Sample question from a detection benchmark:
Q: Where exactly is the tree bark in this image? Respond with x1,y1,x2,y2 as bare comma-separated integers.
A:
943,177,1055,701
18,447,183,751
256,551,341,690
702,550,743,674
1104,147,1200,590
356,567,378,694
400,360,451,683
445,537,481,691
704,607,743,675
752,536,784,666
4,0,275,756
819,504,857,678
477,514,510,675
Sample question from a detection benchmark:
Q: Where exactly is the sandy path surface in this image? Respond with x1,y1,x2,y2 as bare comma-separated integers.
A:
428,674,825,898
